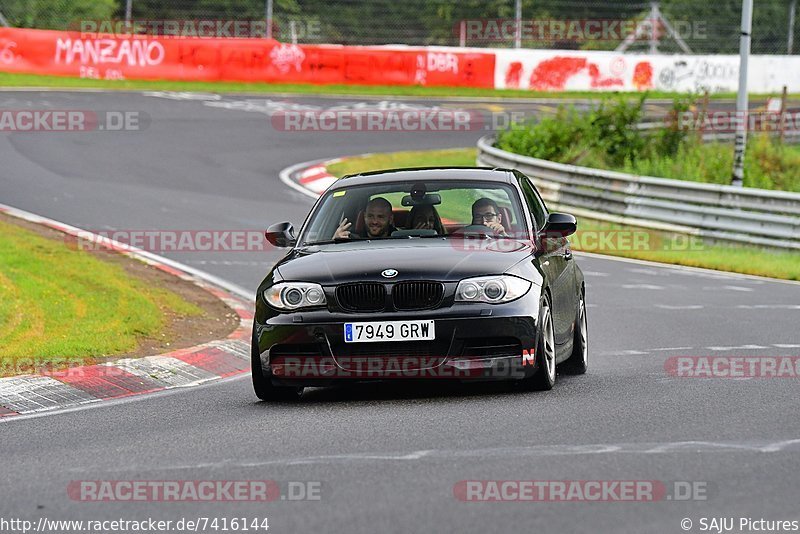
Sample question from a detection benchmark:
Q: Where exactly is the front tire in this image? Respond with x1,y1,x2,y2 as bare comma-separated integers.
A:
562,291,588,375
251,323,303,402
524,293,557,391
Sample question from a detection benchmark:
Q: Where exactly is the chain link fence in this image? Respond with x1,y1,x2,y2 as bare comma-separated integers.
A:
0,0,797,54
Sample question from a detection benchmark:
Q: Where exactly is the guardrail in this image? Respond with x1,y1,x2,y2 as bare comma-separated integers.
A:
476,135,800,250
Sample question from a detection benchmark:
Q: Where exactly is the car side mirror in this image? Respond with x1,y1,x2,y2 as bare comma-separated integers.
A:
539,212,577,238
265,222,296,248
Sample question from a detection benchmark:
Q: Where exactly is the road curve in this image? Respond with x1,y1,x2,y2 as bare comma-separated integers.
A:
1,91,799,533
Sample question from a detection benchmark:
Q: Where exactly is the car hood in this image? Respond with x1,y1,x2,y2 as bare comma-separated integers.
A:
276,238,533,284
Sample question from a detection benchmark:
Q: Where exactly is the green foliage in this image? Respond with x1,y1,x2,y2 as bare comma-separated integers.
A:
497,96,648,166
497,96,800,192
586,96,646,166
3,0,118,30
496,107,588,162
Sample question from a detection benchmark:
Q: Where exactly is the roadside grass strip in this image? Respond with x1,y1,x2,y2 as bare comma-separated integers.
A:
0,217,202,365
0,72,780,101
0,206,254,418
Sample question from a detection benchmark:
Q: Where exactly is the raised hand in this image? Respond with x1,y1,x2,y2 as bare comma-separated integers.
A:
333,218,352,239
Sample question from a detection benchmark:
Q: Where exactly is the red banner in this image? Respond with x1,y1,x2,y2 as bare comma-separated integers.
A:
0,28,495,88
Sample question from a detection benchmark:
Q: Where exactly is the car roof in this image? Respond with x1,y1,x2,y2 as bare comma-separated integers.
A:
331,167,518,189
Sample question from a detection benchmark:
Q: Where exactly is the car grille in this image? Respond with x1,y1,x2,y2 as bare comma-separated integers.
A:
392,281,444,311
336,283,386,312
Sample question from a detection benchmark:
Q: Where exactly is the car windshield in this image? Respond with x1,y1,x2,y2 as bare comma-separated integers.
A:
300,179,526,246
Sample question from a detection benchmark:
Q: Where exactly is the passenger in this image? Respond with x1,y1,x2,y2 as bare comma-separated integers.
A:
407,204,445,234
471,198,508,237
334,197,397,239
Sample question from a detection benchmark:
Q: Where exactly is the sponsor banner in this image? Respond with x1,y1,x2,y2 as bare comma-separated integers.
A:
0,27,495,88
493,49,800,93
4,27,800,92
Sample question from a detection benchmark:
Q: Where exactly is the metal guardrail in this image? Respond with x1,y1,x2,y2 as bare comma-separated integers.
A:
476,135,800,251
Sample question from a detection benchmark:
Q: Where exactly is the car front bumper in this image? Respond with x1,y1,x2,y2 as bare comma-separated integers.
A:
254,295,542,386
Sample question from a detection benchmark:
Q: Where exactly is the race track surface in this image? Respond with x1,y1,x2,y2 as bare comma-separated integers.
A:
1,91,798,533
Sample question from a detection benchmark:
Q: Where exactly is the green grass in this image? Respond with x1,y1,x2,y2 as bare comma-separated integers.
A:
571,219,800,281
327,147,476,176
326,147,800,281
1,71,789,100
604,136,800,192
0,217,202,369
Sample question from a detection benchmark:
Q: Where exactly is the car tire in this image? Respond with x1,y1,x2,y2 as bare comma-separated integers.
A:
251,323,303,402
523,293,557,391
561,290,588,375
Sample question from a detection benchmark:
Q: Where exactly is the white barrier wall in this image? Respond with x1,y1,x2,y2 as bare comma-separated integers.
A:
492,49,800,93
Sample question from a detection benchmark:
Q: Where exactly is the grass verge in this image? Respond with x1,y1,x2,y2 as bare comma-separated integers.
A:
0,214,210,371
325,147,800,281
0,72,781,100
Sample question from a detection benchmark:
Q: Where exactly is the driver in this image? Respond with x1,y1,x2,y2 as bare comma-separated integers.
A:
471,198,508,237
334,197,397,239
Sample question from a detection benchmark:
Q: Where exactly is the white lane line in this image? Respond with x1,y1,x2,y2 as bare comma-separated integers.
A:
601,350,650,356
600,346,695,356
737,305,800,310
706,344,770,351
654,304,704,310
582,271,610,277
626,267,670,276
773,344,800,348
90,438,800,472
702,285,755,292
621,284,665,290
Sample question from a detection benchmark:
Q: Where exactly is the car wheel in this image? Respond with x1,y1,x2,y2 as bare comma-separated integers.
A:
562,291,588,375
524,293,557,391
251,323,303,402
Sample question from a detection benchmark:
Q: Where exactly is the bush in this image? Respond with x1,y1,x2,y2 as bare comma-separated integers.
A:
496,95,800,193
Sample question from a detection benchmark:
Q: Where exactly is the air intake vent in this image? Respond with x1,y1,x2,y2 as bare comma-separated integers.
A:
336,283,386,312
392,281,444,311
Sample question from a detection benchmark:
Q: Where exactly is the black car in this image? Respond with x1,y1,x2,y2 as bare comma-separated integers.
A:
252,167,587,400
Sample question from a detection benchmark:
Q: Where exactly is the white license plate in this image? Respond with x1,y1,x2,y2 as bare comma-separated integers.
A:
344,320,435,343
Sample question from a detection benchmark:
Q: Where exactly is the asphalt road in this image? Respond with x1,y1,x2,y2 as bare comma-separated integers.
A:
1,91,799,534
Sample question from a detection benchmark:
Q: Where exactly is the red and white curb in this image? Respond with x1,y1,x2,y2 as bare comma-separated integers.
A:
279,157,347,199
0,203,255,419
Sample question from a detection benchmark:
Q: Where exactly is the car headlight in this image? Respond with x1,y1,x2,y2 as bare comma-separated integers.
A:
263,282,327,310
455,275,531,304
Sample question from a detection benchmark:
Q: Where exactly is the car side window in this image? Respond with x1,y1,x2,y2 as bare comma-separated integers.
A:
518,176,547,231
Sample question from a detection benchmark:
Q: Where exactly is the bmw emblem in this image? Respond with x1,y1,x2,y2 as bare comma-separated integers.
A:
381,269,398,278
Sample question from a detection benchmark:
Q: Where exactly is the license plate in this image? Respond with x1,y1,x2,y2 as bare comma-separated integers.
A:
344,320,435,343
